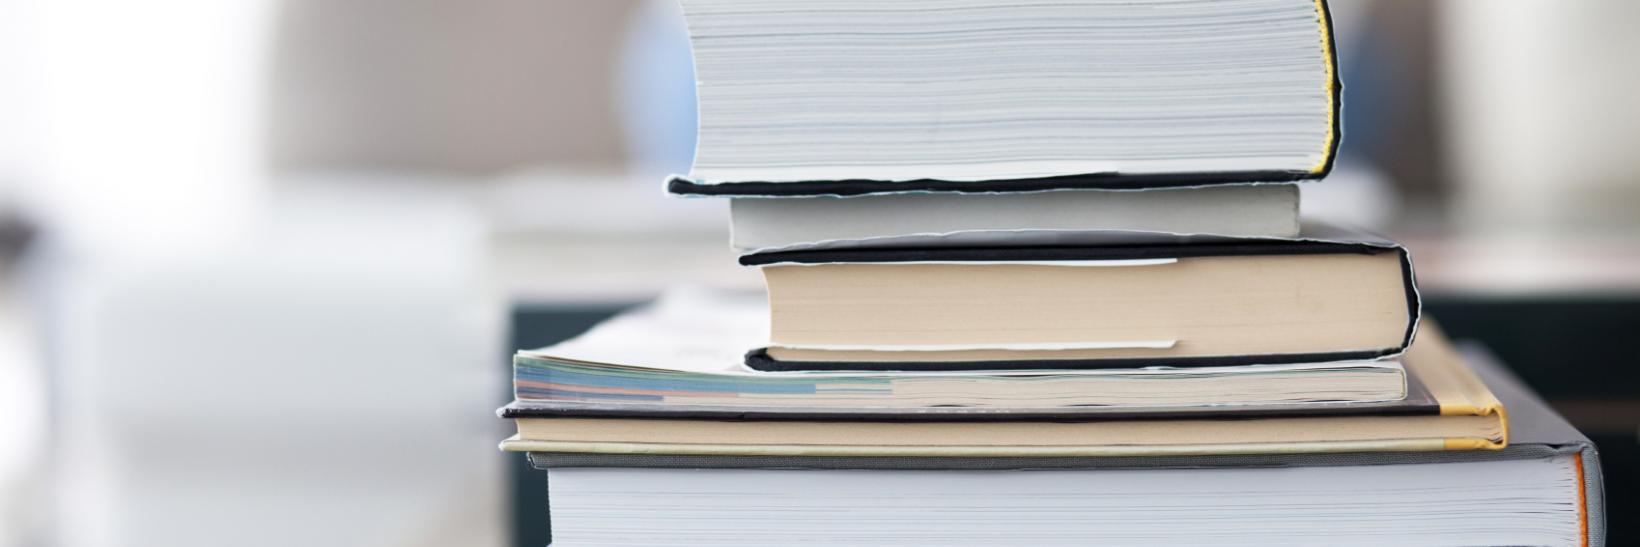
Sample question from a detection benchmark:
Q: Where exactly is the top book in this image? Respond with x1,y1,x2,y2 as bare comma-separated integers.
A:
669,0,1341,197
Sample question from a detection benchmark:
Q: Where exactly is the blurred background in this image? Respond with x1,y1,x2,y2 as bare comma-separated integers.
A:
0,1,1635,546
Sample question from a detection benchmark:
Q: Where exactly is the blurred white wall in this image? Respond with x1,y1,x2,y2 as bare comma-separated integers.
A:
1441,0,1640,237
0,0,34,198
0,2,526,546
2,0,272,258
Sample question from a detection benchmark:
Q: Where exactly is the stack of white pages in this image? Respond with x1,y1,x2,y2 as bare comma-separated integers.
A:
547,458,1583,546
672,0,1339,191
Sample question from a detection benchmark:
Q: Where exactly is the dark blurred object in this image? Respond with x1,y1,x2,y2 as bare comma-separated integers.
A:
1427,297,1640,402
0,207,37,273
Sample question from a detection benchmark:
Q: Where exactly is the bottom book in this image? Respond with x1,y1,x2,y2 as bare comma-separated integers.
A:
519,345,1604,547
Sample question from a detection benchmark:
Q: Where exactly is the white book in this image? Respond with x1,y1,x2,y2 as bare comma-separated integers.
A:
729,184,1300,253
545,457,1584,547
669,0,1339,196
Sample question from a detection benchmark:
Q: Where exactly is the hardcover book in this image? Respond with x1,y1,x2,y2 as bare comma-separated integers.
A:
742,226,1419,370
669,0,1341,196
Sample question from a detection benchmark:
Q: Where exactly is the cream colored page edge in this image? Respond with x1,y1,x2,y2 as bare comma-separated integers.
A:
500,438,1447,458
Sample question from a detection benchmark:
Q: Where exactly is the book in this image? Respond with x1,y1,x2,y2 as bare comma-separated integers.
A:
544,460,1582,547
729,184,1301,254
742,227,1417,370
502,289,1409,419
501,323,1503,458
668,0,1340,196
518,345,1602,546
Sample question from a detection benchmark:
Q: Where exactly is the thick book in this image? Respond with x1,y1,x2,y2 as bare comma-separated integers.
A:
729,184,1301,254
501,289,1410,420
668,0,1340,196
742,227,1419,370
501,323,1504,458
543,459,1590,546
516,346,1602,546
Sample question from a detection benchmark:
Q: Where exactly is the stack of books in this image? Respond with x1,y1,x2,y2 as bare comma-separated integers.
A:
501,0,1605,545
